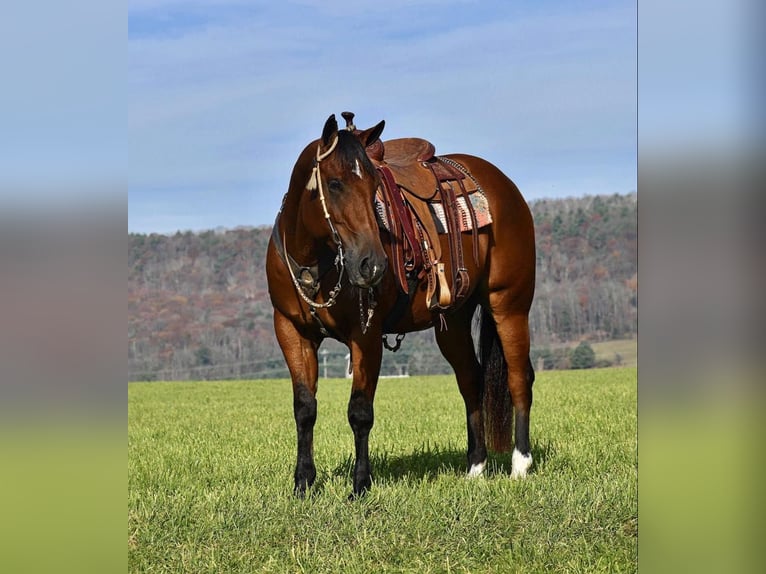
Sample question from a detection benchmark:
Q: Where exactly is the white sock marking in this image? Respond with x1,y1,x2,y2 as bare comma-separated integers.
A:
511,448,533,479
467,460,487,478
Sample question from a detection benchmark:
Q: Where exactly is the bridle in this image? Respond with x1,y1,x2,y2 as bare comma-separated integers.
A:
305,134,343,252
280,133,377,333
283,134,345,310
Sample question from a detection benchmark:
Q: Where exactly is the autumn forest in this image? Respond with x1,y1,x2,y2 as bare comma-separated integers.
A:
129,192,636,380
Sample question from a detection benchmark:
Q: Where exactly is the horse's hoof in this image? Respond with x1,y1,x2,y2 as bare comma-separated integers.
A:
349,474,372,500
510,448,533,479
293,485,308,498
347,489,367,501
293,476,315,497
467,460,487,478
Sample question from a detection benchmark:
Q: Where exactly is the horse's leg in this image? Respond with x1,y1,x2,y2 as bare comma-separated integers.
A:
490,308,535,478
347,336,383,497
274,309,320,496
434,304,487,477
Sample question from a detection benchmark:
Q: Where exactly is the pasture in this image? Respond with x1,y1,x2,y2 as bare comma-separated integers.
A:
129,368,637,573
590,338,637,368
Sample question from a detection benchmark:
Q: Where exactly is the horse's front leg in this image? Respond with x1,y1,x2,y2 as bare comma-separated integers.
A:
347,334,383,497
274,309,320,497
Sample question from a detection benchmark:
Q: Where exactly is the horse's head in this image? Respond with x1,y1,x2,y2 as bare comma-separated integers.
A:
296,114,388,289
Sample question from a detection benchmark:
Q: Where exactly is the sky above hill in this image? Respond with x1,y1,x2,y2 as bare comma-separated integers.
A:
128,0,637,234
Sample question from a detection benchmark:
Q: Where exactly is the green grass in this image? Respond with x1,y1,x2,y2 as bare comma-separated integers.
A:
590,338,637,367
129,368,637,573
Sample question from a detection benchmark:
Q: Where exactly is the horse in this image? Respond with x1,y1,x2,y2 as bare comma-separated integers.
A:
266,113,536,497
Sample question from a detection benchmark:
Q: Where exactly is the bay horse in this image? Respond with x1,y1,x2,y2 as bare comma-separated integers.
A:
266,113,536,497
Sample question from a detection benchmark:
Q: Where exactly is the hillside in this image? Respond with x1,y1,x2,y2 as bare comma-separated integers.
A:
129,193,636,380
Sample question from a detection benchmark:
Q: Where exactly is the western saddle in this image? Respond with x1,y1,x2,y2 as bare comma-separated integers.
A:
342,113,483,328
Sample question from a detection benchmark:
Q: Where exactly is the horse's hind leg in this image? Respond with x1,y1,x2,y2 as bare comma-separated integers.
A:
491,309,535,478
274,309,320,496
435,304,487,477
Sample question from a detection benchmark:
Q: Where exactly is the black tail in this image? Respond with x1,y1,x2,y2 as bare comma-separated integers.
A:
476,306,513,452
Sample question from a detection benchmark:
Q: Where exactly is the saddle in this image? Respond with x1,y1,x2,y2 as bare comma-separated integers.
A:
367,136,482,315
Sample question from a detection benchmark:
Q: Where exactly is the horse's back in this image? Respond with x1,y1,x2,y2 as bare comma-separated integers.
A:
443,153,530,221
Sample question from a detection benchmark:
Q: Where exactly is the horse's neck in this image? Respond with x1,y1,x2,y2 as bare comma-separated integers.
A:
277,189,320,265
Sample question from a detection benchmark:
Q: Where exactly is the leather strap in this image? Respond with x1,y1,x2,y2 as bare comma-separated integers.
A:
376,177,407,294
414,220,439,309
377,166,424,293
429,164,470,307
456,177,481,267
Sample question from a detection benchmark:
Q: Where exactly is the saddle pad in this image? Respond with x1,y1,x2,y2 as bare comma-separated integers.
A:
375,190,492,234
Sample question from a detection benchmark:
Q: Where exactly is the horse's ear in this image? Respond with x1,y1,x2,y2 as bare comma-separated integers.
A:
321,114,338,146
358,120,385,148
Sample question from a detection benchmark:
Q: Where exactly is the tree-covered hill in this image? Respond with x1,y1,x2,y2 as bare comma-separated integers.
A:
129,193,636,380
531,193,637,343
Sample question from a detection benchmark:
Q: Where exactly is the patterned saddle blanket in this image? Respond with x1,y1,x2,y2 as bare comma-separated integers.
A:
375,189,492,234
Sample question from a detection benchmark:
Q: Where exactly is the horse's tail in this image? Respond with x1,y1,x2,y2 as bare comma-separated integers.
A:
475,306,513,452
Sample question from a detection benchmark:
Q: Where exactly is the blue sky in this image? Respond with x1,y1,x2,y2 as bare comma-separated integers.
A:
129,0,637,234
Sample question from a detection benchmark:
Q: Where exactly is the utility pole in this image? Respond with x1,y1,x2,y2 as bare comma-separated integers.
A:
320,349,328,379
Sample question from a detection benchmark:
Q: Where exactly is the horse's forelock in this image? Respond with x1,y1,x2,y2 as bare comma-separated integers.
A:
334,131,376,178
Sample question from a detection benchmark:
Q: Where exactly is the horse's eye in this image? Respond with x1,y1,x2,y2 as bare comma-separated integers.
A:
328,179,343,193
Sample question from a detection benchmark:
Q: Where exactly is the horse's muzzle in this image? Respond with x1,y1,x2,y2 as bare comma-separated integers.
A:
350,250,388,289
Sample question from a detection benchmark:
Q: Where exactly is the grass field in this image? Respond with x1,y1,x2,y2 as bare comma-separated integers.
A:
590,338,637,367
129,368,637,573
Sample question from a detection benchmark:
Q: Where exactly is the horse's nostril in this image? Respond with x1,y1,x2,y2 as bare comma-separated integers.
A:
360,257,371,278
358,255,385,285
